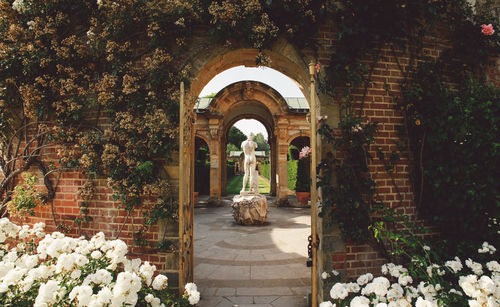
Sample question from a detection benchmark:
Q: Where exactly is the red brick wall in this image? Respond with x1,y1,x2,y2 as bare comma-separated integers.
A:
4,22,498,284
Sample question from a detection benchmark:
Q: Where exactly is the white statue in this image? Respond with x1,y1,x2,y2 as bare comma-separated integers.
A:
240,132,258,194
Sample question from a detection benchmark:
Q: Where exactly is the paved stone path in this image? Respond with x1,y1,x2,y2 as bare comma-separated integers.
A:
194,199,311,307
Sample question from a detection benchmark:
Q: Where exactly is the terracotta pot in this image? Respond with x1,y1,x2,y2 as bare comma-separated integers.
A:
295,192,310,206
194,192,199,203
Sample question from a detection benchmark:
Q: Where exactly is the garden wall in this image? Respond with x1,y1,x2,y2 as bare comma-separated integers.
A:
6,20,498,297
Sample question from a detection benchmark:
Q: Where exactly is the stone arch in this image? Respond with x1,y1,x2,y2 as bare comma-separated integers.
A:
208,81,290,116
195,80,304,200
188,38,313,104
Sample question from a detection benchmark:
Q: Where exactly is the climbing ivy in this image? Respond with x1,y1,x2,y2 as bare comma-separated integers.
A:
0,0,324,246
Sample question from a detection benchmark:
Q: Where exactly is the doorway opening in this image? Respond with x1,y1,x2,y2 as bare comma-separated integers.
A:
191,64,312,306
225,119,271,195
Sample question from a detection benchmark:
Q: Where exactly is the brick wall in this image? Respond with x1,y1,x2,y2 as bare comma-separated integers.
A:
3,20,498,294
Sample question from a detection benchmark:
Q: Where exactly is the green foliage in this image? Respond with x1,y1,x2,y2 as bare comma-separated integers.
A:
318,116,379,242
226,143,238,156
260,161,270,180
253,132,269,153
227,126,246,149
295,156,310,192
287,160,298,191
8,173,44,217
401,63,500,254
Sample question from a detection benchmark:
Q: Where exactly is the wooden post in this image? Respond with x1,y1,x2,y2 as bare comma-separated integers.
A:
178,81,185,292
309,63,318,306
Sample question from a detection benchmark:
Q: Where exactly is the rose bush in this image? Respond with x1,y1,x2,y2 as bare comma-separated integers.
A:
0,218,199,306
321,243,499,307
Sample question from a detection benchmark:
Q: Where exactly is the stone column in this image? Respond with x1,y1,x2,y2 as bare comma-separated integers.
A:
269,134,277,196
221,135,228,196
276,118,289,201
208,119,221,201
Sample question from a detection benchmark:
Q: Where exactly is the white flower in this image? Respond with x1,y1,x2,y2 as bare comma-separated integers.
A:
322,271,329,279
184,283,200,305
449,288,463,296
35,280,60,306
330,283,349,299
332,270,340,276
478,242,496,254
466,259,484,276
92,269,112,284
91,250,102,259
346,282,360,293
320,301,335,307
152,274,168,290
350,295,370,307
71,269,82,279
387,283,404,301
415,297,434,307
361,277,390,297
12,0,26,13
486,261,500,272
139,261,156,286
459,275,481,298
76,285,93,306
185,282,197,293
357,273,373,286
445,258,463,273
376,304,388,307
398,274,413,286
478,276,495,294
96,287,112,305
187,289,200,305
423,245,431,251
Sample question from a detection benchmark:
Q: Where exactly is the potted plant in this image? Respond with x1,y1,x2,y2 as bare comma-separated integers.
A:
295,146,311,205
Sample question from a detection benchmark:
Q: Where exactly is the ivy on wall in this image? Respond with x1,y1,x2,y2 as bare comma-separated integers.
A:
317,0,499,257
0,0,323,246
0,0,499,255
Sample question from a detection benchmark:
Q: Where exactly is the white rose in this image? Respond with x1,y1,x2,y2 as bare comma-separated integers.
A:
152,274,168,290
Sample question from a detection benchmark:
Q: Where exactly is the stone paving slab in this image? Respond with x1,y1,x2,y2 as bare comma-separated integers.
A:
194,204,311,307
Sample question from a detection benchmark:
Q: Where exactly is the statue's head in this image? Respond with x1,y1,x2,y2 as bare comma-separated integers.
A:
248,132,255,140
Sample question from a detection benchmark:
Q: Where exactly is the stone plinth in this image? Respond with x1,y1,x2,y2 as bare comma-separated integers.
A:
232,193,268,225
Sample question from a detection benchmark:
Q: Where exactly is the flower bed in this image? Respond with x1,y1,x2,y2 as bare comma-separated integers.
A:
0,218,199,306
321,243,499,307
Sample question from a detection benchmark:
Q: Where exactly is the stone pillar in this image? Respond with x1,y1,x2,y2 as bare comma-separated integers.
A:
276,118,289,201
269,134,277,196
208,119,221,201
221,135,228,196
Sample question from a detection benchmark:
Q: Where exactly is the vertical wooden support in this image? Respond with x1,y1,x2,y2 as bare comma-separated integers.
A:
309,63,318,306
178,81,185,292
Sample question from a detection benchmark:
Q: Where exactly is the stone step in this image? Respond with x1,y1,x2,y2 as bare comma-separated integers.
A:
195,277,310,289
194,256,307,266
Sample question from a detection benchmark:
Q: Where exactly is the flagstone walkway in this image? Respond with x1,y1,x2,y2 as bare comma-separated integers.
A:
194,197,311,307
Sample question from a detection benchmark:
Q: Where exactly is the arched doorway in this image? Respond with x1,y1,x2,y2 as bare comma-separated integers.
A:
194,81,309,203
178,42,330,304
224,120,271,196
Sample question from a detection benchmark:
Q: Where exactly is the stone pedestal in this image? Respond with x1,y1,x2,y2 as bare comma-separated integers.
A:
232,193,268,225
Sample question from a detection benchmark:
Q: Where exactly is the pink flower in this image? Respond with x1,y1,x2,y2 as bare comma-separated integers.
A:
481,24,495,36
300,146,312,159
317,115,328,123
315,63,321,73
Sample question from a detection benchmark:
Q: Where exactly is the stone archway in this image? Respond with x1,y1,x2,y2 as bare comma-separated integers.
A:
194,81,309,203
179,40,335,304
